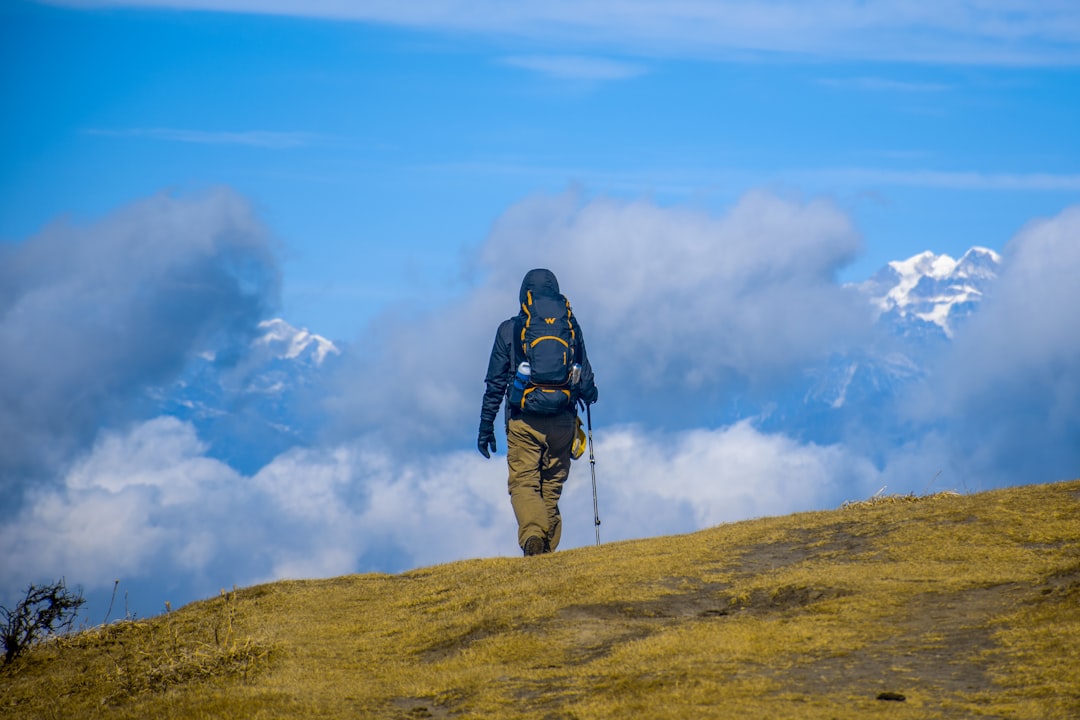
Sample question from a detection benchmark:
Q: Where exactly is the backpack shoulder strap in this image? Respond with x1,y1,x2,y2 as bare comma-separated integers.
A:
511,315,525,367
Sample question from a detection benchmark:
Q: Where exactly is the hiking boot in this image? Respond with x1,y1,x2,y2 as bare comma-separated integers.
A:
523,536,544,557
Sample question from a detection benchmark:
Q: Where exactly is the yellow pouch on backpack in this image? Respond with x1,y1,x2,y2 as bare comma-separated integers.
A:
571,415,587,460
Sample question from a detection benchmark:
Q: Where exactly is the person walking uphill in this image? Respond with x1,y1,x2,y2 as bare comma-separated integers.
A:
478,269,598,556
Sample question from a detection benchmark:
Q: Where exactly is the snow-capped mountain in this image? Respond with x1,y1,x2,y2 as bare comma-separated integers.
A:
152,318,340,472
859,247,1002,339
254,318,339,367
242,319,340,396
763,247,1003,441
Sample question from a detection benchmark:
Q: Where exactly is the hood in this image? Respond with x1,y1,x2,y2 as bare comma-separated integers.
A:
519,268,560,304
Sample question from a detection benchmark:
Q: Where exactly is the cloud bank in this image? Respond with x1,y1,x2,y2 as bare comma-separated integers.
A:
0,415,875,615
0,189,280,501
324,189,871,446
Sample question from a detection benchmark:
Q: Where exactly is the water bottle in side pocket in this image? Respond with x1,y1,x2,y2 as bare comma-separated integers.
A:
508,361,530,407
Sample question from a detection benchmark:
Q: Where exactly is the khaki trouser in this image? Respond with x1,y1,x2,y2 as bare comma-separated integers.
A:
506,413,576,551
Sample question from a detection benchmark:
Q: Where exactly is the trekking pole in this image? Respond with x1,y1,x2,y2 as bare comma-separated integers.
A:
587,404,601,546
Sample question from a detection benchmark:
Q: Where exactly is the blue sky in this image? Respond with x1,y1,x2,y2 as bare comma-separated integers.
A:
4,1,1079,339
2,1,1080,621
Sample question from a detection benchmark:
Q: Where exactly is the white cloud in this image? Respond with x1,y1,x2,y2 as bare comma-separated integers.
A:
346,449,515,567
43,1,1080,65
502,55,647,80
0,418,244,591
573,421,881,545
952,204,1080,385
482,189,872,386
253,446,358,523
321,284,510,448
1,414,879,614
901,204,1080,483
0,415,515,607
66,417,233,505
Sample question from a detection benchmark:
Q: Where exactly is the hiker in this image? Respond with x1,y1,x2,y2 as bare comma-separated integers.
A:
477,268,598,556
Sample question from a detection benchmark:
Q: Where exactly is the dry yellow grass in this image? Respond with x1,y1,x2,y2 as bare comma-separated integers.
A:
2,479,1078,719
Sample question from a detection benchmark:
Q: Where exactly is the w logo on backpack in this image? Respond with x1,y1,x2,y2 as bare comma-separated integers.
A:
514,289,577,414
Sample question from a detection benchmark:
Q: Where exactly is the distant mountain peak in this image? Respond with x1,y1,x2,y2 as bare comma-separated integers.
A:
859,247,1001,339
962,246,1001,261
888,250,958,284
256,318,340,365
954,246,1003,280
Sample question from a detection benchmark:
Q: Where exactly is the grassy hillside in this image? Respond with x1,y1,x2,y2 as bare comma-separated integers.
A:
3,479,1078,719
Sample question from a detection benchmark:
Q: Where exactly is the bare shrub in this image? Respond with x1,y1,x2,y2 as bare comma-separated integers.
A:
1,579,86,665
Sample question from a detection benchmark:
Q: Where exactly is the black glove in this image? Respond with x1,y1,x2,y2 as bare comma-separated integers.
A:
578,384,598,409
478,424,496,458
